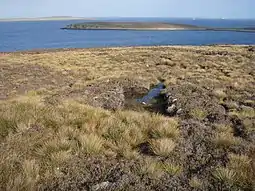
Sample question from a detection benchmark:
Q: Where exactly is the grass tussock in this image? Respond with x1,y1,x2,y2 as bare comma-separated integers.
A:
189,177,203,189
150,138,176,157
189,108,208,120
141,158,165,178
213,167,237,184
78,134,104,155
149,118,179,140
140,158,182,178
214,132,240,148
161,162,182,176
214,124,233,133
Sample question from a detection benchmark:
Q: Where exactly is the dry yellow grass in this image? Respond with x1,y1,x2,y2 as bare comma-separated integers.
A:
227,154,254,187
149,118,179,139
214,132,240,148
0,45,254,190
150,138,176,157
78,134,104,155
189,108,208,120
189,176,203,189
141,158,165,178
213,167,237,184
140,158,182,178
161,162,182,176
214,124,233,133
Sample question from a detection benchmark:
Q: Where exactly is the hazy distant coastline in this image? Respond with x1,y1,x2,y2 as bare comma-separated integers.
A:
0,16,93,22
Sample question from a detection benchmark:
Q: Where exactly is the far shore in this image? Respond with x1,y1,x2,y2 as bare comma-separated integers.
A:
0,17,93,22
62,27,193,31
62,27,255,33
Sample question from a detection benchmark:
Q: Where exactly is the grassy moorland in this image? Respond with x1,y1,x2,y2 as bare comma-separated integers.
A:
0,45,254,190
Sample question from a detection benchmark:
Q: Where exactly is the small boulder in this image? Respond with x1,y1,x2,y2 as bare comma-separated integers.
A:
166,104,177,115
91,181,111,191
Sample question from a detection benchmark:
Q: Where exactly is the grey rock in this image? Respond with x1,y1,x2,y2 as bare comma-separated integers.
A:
141,101,146,105
172,98,178,103
166,104,177,115
91,181,111,191
176,108,183,115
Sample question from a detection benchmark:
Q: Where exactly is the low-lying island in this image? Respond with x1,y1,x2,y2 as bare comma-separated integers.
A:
61,21,255,32
61,21,200,30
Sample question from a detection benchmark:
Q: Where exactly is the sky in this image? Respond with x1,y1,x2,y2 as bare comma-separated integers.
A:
0,0,254,19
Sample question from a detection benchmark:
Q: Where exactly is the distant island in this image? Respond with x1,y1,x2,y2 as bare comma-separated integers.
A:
62,22,201,30
62,21,255,32
0,16,93,22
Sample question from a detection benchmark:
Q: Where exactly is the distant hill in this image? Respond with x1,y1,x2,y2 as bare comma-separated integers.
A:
0,16,93,22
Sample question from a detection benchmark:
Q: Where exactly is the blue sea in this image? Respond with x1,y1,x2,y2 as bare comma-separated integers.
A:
0,18,254,52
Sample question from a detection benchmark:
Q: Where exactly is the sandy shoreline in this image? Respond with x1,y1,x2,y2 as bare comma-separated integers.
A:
62,27,190,31
62,27,255,33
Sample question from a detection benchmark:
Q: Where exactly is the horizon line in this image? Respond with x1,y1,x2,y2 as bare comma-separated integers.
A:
0,16,255,20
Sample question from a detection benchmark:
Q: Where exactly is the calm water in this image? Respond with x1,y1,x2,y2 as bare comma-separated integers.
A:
0,18,254,52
